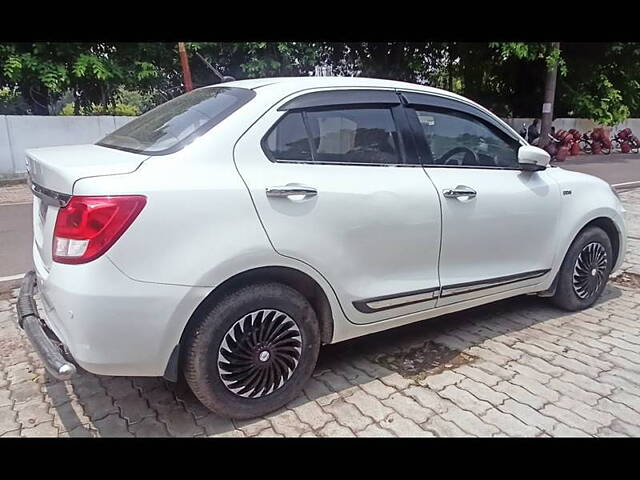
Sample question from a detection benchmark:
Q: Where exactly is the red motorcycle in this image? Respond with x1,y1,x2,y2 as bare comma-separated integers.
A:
545,129,577,161
612,128,640,153
586,127,612,155
568,129,582,156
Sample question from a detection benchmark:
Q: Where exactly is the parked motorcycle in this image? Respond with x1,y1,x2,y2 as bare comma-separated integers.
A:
612,128,640,153
550,129,577,161
543,132,561,160
568,129,582,155
578,128,611,154
578,132,593,153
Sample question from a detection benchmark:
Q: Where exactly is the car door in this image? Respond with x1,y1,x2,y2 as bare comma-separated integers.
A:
234,88,442,325
400,91,561,307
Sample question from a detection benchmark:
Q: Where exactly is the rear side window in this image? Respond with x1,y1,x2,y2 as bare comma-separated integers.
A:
306,108,400,164
263,107,402,165
264,112,313,161
98,86,255,155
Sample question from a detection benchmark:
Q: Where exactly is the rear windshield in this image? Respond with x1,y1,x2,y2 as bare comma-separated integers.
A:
97,86,256,155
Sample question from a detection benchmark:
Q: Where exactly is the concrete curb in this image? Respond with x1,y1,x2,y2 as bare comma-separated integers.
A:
612,181,640,192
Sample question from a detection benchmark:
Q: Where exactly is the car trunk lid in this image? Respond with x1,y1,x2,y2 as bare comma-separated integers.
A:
26,144,149,272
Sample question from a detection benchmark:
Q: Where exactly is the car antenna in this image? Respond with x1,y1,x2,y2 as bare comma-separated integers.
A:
195,52,235,83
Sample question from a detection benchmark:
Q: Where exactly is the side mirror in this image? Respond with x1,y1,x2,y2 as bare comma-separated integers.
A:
518,145,550,171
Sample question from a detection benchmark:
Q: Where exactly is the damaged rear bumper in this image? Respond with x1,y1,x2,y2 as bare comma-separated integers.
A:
15,271,77,381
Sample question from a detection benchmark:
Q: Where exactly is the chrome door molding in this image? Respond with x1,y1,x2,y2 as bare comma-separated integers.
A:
353,286,440,313
353,269,550,314
439,269,550,298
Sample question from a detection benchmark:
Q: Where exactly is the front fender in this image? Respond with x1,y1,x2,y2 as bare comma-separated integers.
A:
547,167,627,280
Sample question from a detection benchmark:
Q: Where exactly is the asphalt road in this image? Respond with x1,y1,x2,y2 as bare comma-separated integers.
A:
1,153,640,280
554,153,640,188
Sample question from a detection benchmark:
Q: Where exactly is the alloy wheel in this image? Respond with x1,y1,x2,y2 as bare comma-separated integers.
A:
572,242,608,299
217,309,302,398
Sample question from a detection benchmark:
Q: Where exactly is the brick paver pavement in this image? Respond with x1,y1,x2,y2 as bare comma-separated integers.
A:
1,189,639,437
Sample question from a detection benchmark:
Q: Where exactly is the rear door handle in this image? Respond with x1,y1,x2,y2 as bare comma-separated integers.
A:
266,185,318,198
443,186,477,199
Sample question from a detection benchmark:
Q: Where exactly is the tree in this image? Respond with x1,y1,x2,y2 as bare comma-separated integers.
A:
489,42,566,128
488,42,640,126
187,42,452,87
187,42,325,82
557,42,638,125
327,43,441,82
2,42,640,125
0,43,180,114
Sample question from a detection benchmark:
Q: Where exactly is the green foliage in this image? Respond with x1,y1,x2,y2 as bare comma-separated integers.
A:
60,101,140,116
59,87,149,116
59,103,75,115
134,61,158,81
4,52,69,92
555,43,640,123
1,42,639,122
90,103,140,116
0,86,30,114
114,88,154,113
569,73,630,126
72,54,113,81
188,42,323,79
490,42,568,76
546,46,567,76
0,43,182,115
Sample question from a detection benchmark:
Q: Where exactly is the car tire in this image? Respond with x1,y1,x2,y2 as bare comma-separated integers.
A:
551,226,613,311
182,282,320,419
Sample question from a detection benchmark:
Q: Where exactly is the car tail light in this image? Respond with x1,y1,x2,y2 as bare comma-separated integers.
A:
53,195,146,264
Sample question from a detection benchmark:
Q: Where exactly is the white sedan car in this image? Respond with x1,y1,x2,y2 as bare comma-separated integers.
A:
18,76,626,419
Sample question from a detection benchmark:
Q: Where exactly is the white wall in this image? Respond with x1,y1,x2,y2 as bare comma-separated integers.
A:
0,115,135,179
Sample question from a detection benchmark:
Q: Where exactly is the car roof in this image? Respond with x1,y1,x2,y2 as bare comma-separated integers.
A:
221,76,450,96
203,76,524,142
216,76,489,115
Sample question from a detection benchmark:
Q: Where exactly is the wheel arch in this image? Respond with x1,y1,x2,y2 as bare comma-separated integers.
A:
164,266,335,382
581,216,620,267
541,215,622,298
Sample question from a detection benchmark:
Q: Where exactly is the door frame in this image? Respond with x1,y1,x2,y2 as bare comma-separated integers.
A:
234,86,446,324
396,90,556,305
259,90,422,168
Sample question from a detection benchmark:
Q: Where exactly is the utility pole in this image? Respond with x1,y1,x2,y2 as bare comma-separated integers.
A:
178,42,193,92
539,42,560,148
448,42,453,91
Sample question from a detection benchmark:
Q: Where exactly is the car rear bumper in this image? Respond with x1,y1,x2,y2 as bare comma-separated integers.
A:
30,245,209,378
16,271,77,380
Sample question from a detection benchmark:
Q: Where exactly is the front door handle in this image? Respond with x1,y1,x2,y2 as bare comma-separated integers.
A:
266,185,318,198
443,186,477,199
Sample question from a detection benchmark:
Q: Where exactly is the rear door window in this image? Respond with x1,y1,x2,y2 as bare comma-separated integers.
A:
263,107,403,165
306,108,401,165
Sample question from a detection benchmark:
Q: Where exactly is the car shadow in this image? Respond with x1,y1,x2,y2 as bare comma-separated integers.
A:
41,283,626,437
